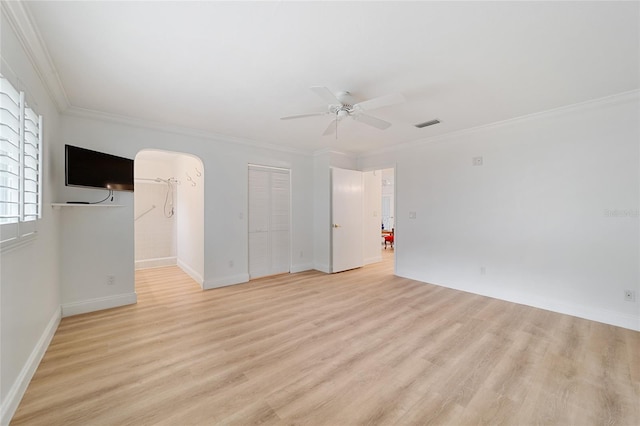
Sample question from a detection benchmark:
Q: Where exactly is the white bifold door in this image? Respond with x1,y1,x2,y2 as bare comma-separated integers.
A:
248,165,291,279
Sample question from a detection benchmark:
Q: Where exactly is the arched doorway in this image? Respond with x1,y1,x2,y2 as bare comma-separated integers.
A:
134,149,205,287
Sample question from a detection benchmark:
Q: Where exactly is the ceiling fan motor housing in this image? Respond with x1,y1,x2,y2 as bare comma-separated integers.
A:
281,86,404,134
336,91,355,105
328,104,355,117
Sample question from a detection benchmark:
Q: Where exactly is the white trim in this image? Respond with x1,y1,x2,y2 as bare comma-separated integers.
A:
402,274,640,332
203,273,250,290
135,256,177,270
0,0,70,111
177,259,204,286
0,232,36,254
0,307,61,426
360,89,640,159
4,0,637,163
247,163,291,172
313,263,330,274
515,292,640,332
313,148,358,158
65,106,311,156
61,293,137,317
290,263,314,273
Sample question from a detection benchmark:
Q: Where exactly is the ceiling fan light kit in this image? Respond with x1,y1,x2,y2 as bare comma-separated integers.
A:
281,86,406,137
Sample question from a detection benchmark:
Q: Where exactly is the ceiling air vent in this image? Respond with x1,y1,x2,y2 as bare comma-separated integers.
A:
415,119,441,129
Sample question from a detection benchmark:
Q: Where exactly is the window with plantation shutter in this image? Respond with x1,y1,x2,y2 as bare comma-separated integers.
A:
0,75,43,249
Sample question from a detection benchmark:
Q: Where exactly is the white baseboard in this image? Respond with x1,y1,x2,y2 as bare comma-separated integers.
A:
1,307,61,426
177,259,204,286
522,296,639,331
203,273,249,290
503,293,639,331
61,292,137,317
290,263,314,273
313,263,330,274
135,256,176,270
400,273,640,332
364,255,382,266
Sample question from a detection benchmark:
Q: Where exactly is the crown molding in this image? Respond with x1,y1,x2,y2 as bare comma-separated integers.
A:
1,0,70,111
360,89,640,159
65,106,313,157
312,148,358,158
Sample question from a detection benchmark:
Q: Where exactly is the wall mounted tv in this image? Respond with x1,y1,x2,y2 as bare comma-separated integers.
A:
65,145,134,192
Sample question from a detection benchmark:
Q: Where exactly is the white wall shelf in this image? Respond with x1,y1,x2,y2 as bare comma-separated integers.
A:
51,203,124,209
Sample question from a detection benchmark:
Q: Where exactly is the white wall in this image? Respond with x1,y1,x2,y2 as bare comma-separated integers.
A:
176,154,205,285
312,152,330,272
363,170,382,264
0,9,62,423
57,113,315,304
59,202,136,316
360,92,640,330
134,151,178,269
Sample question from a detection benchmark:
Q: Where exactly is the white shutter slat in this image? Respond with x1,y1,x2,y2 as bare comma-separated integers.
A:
0,75,43,240
248,166,290,278
248,168,269,233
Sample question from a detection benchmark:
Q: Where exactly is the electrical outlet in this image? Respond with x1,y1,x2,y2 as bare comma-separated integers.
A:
480,267,486,275
107,275,115,285
229,260,234,268
624,290,635,302
472,156,483,166
300,251,304,258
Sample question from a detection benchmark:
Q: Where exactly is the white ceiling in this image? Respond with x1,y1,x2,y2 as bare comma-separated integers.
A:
24,1,639,154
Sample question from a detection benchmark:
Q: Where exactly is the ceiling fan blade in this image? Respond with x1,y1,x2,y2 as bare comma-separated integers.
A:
310,86,341,104
322,119,337,136
352,113,392,130
353,92,405,111
280,112,328,120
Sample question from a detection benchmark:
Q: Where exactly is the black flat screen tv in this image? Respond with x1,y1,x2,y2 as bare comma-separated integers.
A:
65,145,134,192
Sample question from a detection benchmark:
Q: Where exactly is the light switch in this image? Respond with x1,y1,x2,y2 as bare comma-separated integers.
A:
409,211,417,219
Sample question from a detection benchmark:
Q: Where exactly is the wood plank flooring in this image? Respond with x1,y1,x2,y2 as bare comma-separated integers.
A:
11,252,640,425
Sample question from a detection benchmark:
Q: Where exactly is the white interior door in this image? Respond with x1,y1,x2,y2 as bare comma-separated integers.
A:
331,167,364,273
249,166,290,279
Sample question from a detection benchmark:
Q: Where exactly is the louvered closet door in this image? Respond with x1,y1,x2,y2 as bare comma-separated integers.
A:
249,166,290,279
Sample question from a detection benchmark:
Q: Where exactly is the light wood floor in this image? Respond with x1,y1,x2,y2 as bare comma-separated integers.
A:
12,251,640,425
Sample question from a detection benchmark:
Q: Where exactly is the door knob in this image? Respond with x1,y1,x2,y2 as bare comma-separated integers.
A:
333,224,341,228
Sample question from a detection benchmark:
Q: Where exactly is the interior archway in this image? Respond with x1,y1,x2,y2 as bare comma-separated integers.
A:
134,149,205,287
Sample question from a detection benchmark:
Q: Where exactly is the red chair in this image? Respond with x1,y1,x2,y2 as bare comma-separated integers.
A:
384,229,394,249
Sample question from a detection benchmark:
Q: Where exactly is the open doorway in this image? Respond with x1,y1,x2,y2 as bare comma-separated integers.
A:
380,168,395,266
134,149,205,288
363,167,395,269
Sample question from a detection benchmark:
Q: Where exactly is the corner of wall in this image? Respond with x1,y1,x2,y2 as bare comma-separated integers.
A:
290,263,314,273
177,259,204,286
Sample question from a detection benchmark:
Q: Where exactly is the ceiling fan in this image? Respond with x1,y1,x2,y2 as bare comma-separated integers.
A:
280,86,405,136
